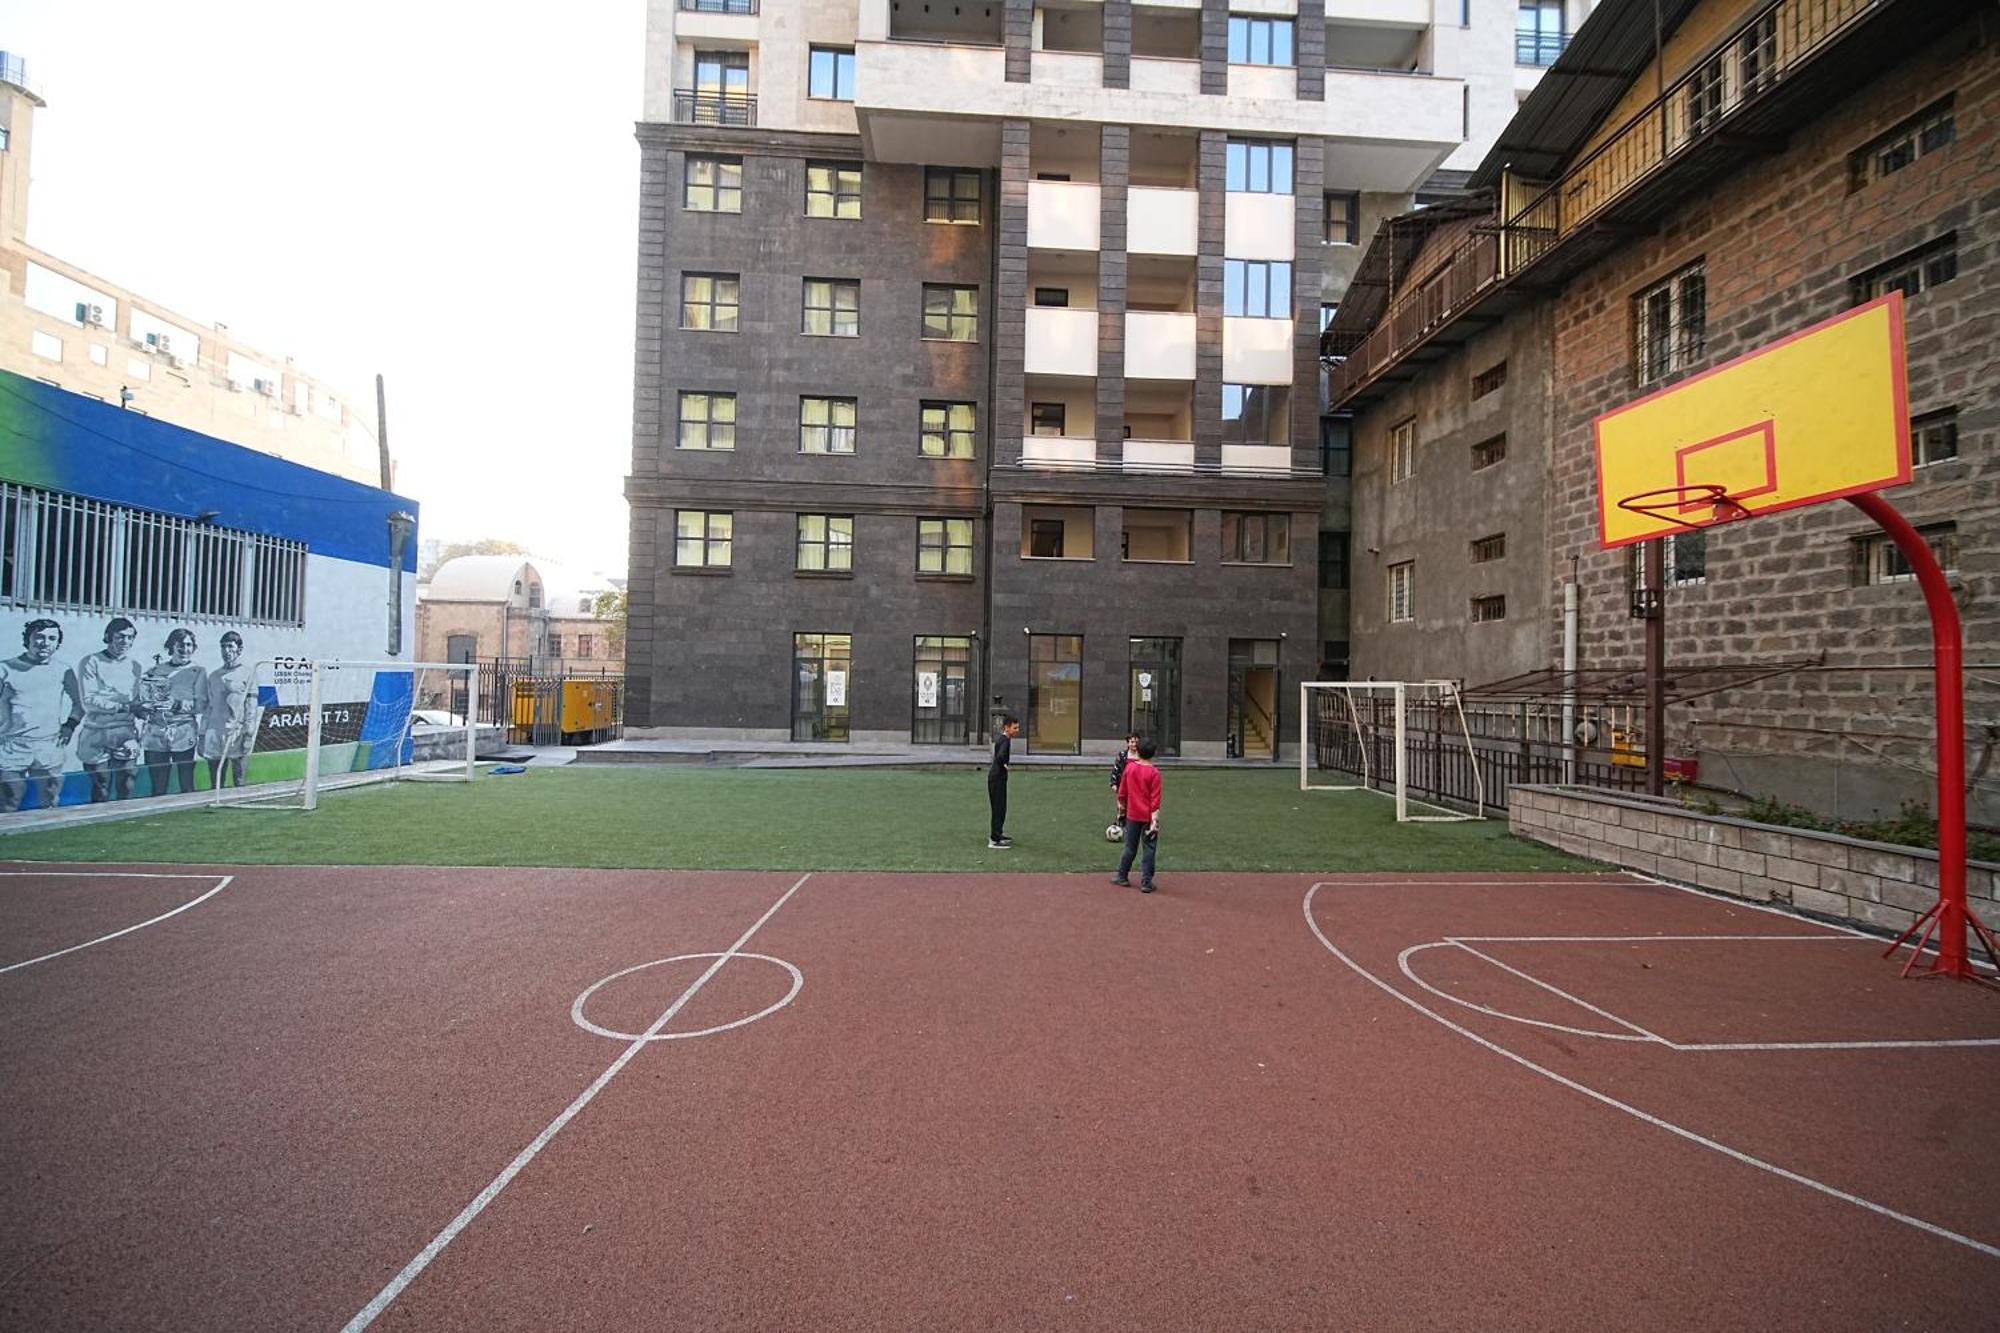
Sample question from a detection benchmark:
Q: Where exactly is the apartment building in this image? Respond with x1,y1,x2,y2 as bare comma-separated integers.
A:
1326,0,1994,816
628,1,1543,756
0,55,380,487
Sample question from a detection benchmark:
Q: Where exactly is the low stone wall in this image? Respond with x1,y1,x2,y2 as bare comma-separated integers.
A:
1509,784,2000,935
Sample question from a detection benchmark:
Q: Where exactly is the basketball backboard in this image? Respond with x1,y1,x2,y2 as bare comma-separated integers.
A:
1594,293,1910,548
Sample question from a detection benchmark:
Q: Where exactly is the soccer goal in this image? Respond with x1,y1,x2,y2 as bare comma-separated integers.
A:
1299,680,1486,822
213,659,479,812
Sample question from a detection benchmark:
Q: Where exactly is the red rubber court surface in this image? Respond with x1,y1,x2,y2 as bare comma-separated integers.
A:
2,862,1995,1331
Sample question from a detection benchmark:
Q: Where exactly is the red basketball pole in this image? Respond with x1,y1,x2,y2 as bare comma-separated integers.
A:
1849,491,2000,983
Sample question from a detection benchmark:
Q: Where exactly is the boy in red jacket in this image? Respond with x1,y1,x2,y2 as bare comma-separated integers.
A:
1111,738,1162,893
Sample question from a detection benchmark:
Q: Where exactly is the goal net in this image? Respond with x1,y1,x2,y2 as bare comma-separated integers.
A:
1300,681,1486,822
212,660,479,811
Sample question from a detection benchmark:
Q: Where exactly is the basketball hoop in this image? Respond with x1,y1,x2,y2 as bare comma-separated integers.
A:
1616,484,1754,531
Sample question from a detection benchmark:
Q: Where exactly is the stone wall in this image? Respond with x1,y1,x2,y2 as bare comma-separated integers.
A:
1510,784,2000,938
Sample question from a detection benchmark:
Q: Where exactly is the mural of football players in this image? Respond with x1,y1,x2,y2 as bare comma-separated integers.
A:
201,631,258,790
0,619,83,813
141,627,207,797
77,617,144,803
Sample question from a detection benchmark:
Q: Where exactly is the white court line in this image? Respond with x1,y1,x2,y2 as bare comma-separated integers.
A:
1445,933,1857,943
1451,941,1670,1042
0,873,233,976
1396,942,1659,1043
1303,882,2000,1261
340,872,813,1333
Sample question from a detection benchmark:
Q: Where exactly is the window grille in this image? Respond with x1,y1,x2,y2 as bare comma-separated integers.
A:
1634,261,1705,385
1390,419,1416,482
1388,562,1414,622
1912,409,1958,467
1853,236,1957,303
1471,595,1507,622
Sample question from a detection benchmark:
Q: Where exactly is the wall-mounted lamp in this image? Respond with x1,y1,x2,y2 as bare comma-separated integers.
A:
118,386,135,408
194,509,219,524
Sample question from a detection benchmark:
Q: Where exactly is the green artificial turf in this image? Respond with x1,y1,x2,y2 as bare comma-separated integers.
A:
0,766,1596,873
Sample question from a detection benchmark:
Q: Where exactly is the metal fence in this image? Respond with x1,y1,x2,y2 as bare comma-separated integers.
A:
466,658,626,747
672,91,757,127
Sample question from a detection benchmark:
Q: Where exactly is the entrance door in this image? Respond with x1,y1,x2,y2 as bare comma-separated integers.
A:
912,635,974,744
1227,638,1281,761
1027,633,1082,754
792,632,852,741
1127,637,1182,756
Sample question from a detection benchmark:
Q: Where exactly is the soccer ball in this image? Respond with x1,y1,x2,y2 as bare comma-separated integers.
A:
1105,822,1124,842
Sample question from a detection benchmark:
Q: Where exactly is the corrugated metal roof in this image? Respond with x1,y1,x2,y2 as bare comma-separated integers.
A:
1323,193,1493,346
1469,0,1704,189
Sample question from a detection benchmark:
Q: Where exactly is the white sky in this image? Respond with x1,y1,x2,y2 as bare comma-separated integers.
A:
6,0,643,578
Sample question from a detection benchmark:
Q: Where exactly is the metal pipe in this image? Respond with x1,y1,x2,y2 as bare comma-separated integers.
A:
1562,579,1578,784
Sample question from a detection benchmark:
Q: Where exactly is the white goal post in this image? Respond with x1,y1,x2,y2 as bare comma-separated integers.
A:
1298,680,1486,822
213,659,479,812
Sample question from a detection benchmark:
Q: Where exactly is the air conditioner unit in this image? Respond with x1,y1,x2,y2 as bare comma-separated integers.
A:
154,334,173,355
253,377,275,395
86,305,105,327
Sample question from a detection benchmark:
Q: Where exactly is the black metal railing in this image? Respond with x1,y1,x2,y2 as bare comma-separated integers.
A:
679,0,757,11
469,658,626,747
1515,32,1568,67
672,90,757,127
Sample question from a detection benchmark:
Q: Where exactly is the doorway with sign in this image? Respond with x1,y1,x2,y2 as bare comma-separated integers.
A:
1227,638,1280,761
1027,633,1082,754
1127,637,1182,756
912,635,975,744
792,632,852,741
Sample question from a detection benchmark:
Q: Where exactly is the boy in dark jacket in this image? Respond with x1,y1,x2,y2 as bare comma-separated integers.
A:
1111,738,1163,892
1110,732,1139,823
988,715,1019,849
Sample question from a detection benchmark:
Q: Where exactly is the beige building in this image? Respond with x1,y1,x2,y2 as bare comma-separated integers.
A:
416,555,625,672
0,53,381,485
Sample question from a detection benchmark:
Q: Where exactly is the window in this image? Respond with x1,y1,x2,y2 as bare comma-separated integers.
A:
1227,15,1294,66
1030,403,1067,436
1222,385,1289,446
809,47,856,100
1854,236,1958,303
1319,303,1339,333
1033,287,1070,308
1323,191,1359,245
1685,56,1726,136
1321,416,1352,476
1737,12,1777,95
545,634,564,659
676,511,733,568
1851,97,1956,189
796,514,854,573
1388,562,1414,623
925,168,982,223
684,155,743,212
915,402,974,459
800,397,857,454
30,330,61,362
1222,512,1290,564
1318,532,1349,590
1634,261,1706,385
1630,531,1708,589
1912,409,1958,466
1472,362,1508,398
1471,595,1507,623
806,161,862,218
803,278,860,336
1030,518,1067,558
577,634,595,658
922,284,978,341
1516,1,1564,65
1122,511,1192,562
918,518,974,575
1471,533,1506,563
678,392,737,450
681,273,741,332
1471,433,1507,469
1224,259,1293,318
1225,139,1294,194
1389,418,1415,482
1854,523,1957,585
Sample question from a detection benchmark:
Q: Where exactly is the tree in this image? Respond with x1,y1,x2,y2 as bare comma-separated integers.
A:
423,538,529,579
591,588,628,656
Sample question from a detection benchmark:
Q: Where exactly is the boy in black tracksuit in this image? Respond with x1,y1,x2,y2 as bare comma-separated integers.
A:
988,715,1019,848
1110,732,1139,823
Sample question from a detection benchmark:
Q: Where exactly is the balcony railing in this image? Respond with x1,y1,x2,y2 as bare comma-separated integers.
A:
679,0,757,12
1330,0,1881,406
672,91,757,127
1514,32,1568,67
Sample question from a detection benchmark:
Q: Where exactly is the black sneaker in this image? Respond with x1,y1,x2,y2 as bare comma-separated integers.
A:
1110,877,1131,887
1139,882,1157,893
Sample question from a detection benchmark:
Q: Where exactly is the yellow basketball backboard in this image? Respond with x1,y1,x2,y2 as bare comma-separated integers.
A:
1594,293,1911,548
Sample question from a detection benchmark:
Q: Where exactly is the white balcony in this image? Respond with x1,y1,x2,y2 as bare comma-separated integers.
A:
1224,192,1295,262
1128,187,1197,257
1222,445,1293,474
1125,311,1196,381
1027,181,1102,251
1325,0,1432,23
1022,436,1097,469
1228,64,1297,100
1123,440,1196,473
1034,50,1104,88
1223,316,1294,385
1025,306,1099,378
1130,56,1201,95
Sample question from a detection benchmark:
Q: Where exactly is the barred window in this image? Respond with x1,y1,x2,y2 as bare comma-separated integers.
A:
1850,96,1954,189
1912,409,1958,467
684,155,743,212
1472,362,1508,398
1471,433,1507,469
918,518,974,575
681,273,741,331
921,401,976,458
1388,562,1414,623
1390,418,1416,482
0,482,306,625
675,511,733,568
796,514,854,573
1471,533,1506,563
1854,523,1955,586
1470,595,1507,623
922,284,978,341
678,392,737,450
805,161,862,218
800,397,857,454
1634,261,1705,386
803,278,860,336
924,168,982,224
1627,531,1707,589
1853,236,1957,303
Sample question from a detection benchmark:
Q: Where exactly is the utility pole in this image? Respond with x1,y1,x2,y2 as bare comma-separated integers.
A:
376,373,392,491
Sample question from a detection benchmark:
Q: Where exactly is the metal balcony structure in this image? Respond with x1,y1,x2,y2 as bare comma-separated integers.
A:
672,90,757,127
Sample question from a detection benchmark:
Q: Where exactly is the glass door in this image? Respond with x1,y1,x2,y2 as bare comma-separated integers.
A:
912,635,974,744
1227,638,1281,761
1127,637,1182,756
1028,633,1083,754
792,632,852,741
